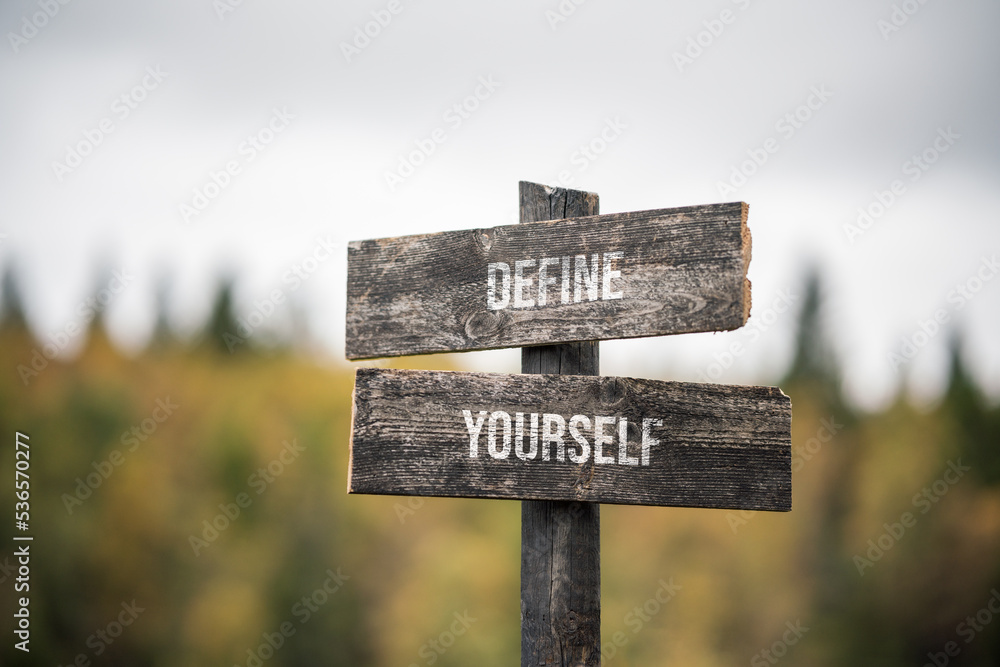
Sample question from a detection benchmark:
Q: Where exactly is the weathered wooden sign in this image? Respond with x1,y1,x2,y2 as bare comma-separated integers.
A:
345,181,792,667
345,201,751,359
349,367,791,511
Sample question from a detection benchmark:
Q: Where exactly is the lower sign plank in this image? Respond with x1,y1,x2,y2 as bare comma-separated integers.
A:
349,368,791,511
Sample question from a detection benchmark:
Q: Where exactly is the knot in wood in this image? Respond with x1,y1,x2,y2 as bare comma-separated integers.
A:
562,610,580,634
599,376,628,407
463,308,509,341
474,227,496,252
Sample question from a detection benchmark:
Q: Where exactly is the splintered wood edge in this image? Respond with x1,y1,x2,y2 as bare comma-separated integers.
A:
344,199,756,358
347,374,357,494
740,201,752,325
530,180,598,201
779,381,792,510
347,368,791,508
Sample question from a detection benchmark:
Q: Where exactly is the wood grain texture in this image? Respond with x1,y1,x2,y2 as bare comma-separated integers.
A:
345,197,751,359
348,368,792,511
522,500,600,667
519,181,601,667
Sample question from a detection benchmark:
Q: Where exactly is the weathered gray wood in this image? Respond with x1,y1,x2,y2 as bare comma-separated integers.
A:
520,181,601,667
347,367,793,510
522,499,600,667
345,198,751,359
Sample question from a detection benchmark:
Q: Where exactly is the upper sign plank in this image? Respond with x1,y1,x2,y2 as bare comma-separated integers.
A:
345,202,751,359
349,368,791,511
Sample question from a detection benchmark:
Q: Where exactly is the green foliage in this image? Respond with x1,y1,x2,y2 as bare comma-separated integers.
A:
0,268,998,666
945,337,1000,487
0,262,29,332
203,277,246,355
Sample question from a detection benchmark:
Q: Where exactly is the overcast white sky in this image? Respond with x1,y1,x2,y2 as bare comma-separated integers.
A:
1,0,998,410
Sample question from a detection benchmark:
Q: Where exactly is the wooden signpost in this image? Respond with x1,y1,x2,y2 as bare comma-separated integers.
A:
350,368,791,510
345,199,751,360
345,181,792,666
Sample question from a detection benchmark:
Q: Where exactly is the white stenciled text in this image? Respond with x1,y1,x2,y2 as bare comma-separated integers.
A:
487,252,624,310
462,410,661,466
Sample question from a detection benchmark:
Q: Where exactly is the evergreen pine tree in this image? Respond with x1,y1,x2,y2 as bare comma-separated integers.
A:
943,335,999,484
782,267,846,415
0,262,29,332
204,277,247,355
149,272,176,350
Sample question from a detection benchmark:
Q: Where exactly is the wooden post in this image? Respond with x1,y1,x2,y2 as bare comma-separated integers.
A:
345,179,792,663
520,181,601,667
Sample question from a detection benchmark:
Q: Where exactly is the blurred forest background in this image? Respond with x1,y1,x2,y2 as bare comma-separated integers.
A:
1,264,999,667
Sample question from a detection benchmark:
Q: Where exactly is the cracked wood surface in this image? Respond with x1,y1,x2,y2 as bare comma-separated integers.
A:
520,180,602,667
345,193,751,359
347,368,791,510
